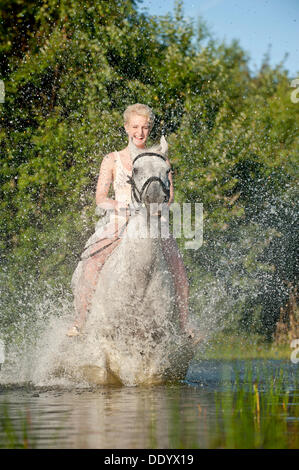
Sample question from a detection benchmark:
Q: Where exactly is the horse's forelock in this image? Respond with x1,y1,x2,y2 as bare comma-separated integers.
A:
148,143,162,154
139,143,165,156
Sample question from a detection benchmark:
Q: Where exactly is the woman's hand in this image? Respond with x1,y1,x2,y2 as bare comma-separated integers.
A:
115,202,131,219
116,202,129,212
166,163,174,206
167,195,174,206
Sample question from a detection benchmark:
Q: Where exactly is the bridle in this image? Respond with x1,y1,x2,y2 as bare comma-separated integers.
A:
81,153,171,260
126,152,171,208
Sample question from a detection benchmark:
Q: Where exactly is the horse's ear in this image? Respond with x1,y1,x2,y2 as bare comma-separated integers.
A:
160,135,168,155
128,137,140,161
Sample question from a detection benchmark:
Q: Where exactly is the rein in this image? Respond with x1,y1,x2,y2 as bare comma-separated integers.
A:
81,216,130,260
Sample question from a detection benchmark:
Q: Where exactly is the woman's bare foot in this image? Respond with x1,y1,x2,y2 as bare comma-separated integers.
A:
184,327,204,346
66,324,81,337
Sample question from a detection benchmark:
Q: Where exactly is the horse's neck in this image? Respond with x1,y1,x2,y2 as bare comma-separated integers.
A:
125,212,165,242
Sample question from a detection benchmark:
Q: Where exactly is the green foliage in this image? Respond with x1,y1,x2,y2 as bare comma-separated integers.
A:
0,0,298,338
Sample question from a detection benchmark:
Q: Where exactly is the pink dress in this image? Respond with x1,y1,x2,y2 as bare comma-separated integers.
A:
71,151,187,324
71,152,133,319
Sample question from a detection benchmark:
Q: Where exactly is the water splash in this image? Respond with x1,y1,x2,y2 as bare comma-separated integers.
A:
1,186,296,387
0,279,196,387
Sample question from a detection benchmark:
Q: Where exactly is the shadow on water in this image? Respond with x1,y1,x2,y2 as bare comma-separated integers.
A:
0,359,298,449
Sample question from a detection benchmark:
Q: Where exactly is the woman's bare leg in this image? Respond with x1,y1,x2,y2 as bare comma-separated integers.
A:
67,254,103,336
74,255,101,328
67,235,122,336
161,236,189,331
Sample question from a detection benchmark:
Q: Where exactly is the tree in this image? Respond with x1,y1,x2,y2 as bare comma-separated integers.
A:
0,0,298,340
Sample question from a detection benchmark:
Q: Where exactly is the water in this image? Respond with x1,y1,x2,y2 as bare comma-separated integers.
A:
0,278,297,449
0,359,298,449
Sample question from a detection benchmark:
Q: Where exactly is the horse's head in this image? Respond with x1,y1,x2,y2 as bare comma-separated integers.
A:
128,136,171,207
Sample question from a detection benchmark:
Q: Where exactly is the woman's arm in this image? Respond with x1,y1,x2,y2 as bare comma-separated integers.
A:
166,157,174,205
96,154,118,210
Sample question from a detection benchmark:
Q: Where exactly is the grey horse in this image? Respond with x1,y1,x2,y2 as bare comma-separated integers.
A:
58,137,194,386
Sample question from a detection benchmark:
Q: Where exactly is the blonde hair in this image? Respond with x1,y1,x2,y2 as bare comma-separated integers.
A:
123,103,155,129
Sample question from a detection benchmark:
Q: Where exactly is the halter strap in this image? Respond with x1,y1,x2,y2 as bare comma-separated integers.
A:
132,152,167,165
127,151,170,208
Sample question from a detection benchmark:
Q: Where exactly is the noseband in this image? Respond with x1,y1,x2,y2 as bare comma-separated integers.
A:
126,152,171,206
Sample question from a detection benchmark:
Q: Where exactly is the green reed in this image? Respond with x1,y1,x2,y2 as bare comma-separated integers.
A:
0,403,35,449
211,363,299,449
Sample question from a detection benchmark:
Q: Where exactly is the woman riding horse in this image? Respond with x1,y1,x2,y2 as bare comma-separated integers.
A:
67,103,189,337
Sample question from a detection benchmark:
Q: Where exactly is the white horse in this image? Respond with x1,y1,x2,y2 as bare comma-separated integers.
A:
56,138,194,386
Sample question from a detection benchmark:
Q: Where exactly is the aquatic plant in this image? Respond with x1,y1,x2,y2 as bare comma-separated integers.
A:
211,363,299,449
0,403,35,449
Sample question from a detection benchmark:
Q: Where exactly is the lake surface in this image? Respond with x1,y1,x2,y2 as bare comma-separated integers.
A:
0,359,298,449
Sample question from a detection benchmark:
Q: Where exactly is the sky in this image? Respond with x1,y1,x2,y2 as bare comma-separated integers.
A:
139,0,299,77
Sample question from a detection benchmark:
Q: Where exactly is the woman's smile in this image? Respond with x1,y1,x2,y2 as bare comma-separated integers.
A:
125,114,150,148
133,135,145,144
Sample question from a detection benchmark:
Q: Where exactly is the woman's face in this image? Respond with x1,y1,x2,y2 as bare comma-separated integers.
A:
124,113,151,148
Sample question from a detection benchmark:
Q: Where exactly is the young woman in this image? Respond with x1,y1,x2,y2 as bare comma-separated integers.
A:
67,103,189,337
